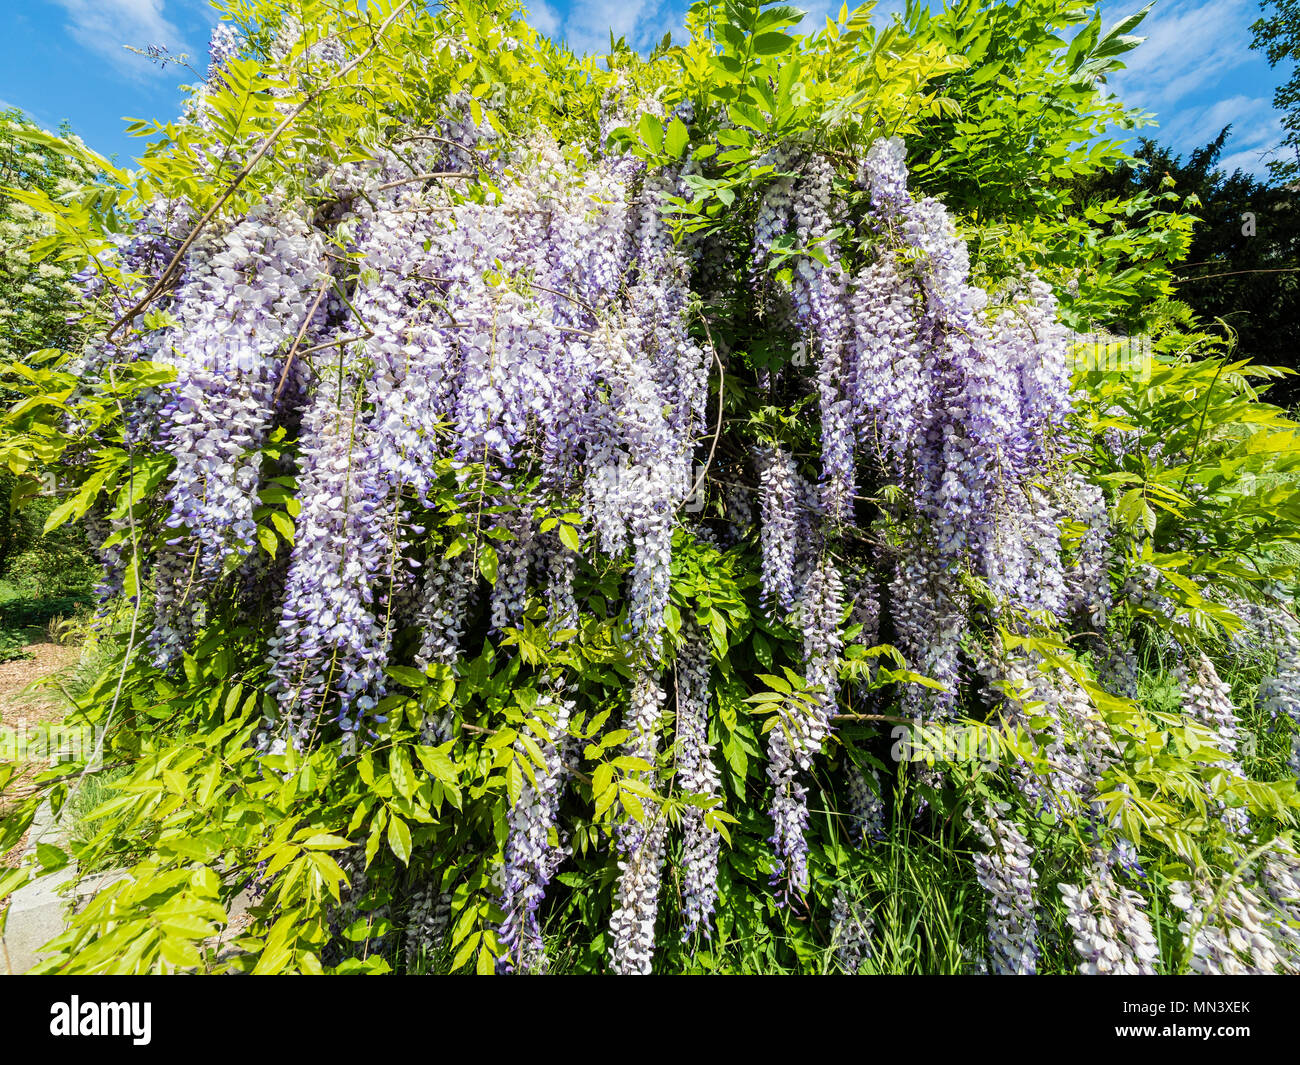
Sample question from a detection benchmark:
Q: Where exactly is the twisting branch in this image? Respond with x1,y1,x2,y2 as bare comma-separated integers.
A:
679,314,726,512
831,713,913,725
273,276,332,403
373,170,477,192
1175,265,1300,283
106,0,416,340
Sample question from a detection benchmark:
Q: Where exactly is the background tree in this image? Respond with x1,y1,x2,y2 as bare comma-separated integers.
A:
1253,0,1300,183
0,109,99,364
1085,127,1300,404
0,110,101,625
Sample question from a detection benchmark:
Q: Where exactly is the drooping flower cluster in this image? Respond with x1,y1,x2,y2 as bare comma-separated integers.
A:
755,444,803,614
984,485,1067,620
766,554,843,900
1059,862,1159,975
1257,607,1300,779
1060,470,1113,627
845,766,887,843
830,885,875,974
149,206,329,663
999,654,1119,823
830,764,884,973
497,693,573,974
675,623,722,937
404,881,453,970
890,540,964,721
969,801,1040,975
1181,653,1249,835
265,351,395,741
608,670,668,975
1170,872,1296,974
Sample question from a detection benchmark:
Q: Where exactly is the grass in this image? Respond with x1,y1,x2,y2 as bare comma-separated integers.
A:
64,763,154,875
857,796,987,974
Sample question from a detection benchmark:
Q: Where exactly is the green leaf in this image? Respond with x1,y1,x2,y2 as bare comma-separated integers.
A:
751,31,794,56
386,814,411,865
638,112,664,154
415,743,457,785
385,665,427,688
665,116,689,160
478,543,499,583
257,525,278,558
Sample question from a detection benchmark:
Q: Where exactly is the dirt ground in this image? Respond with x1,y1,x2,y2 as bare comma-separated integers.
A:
0,640,82,869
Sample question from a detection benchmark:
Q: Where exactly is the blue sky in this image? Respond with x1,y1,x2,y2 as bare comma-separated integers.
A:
0,1,1291,178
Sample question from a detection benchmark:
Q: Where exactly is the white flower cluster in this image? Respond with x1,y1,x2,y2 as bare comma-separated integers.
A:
1170,874,1295,974
1181,654,1249,836
755,444,804,614
830,885,875,974
1257,607,1300,779
846,766,886,843
404,881,453,970
1059,863,1159,974
1060,470,1113,628
498,694,573,973
969,802,1039,975
676,623,722,937
766,555,844,899
609,670,668,975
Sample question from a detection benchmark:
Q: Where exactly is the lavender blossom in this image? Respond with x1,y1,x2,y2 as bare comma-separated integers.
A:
675,623,722,937
498,694,573,973
969,801,1039,975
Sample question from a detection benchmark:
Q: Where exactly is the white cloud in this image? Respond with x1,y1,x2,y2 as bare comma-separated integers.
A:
1107,0,1256,112
1217,143,1282,175
1159,94,1273,151
1102,0,1282,178
53,0,191,78
527,0,562,38
559,0,662,54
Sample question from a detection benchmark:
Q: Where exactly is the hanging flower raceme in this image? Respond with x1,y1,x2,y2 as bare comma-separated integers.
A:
984,485,1067,620
498,693,573,974
831,885,875,974
788,156,854,521
609,670,668,975
1061,470,1113,628
675,622,722,938
766,554,843,899
1170,873,1294,974
1182,653,1249,836
150,205,329,662
969,801,1040,975
846,767,886,843
264,346,394,744
1059,860,1159,975
889,539,965,721
755,444,805,615
1257,607,1300,779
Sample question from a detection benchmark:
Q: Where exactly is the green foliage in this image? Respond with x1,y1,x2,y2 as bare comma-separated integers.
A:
0,109,101,366
1,0,1298,976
